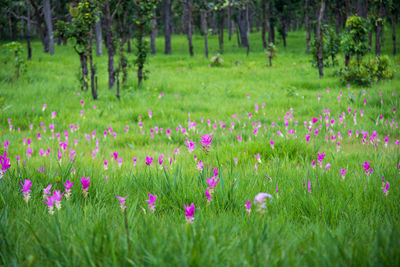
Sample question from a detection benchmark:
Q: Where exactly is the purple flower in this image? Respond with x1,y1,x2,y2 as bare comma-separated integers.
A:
64,180,73,199
253,193,272,211
205,189,212,203
0,151,11,178
199,134,213,153
206,176,219,191
53,190,63,210
43,184,52,198
20,179,32,203
308,181,312,194
361,161,373,176
381,182,390,195
44,195,56,215
115,195,127,211
145,156,153,166
324,163,331,171
339,169,346,180
80,176,90,197
185,138,196,153
245,200,251,215
196,160,204,171
146,193,157,213
317,152,325,168
183,203,195,223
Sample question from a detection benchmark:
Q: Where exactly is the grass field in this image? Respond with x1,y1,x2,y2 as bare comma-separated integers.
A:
0,29,400,266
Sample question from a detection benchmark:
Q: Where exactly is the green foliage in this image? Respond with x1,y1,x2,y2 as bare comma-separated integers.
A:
2,42,27,81
210,54,224,67
265,42,277,67
310,25,340,68
339,56,394,86
342,15,369,64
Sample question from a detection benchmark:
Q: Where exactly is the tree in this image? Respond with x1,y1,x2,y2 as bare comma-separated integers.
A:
43,0,54,55
342,15,369,67
184,0,194,56
163,0,172,54
316,0,325,77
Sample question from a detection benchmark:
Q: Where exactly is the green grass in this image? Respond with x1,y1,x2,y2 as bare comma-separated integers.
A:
0,28,399,266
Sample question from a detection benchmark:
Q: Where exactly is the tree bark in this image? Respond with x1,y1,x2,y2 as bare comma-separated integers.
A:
150,9,157,54
218,9,224,54
317,0,326,78
95,12,103,56
375,0,384,57
261,0,267,49
43,0,54,55
305,0,311,53
105,0,115,89
238,5,250,54
88,29,97,100
200,5,208,58
185,0,194,56
79,52,88,90
31,0,48,52
267,1,274,43
391,9,396,55
334,0,341,34
228,2,233,41
164,0,172,54
26,0,32,60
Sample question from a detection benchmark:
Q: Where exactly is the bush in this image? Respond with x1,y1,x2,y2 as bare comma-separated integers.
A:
338,56,394,86
310,25,340,67
2,42,27,81
210,54,224,67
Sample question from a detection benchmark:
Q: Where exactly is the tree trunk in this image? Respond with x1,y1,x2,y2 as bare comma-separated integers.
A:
261,0,267,49
391,10,396,55
79,52,89,90
164,0,172,54
375,0,384,57
26,0,32,60
95,12,103,56
267,1,274,43
8,13,13,40
186,0,194,56
317,0,326,78
43,0,54,55
31,0,48,52
218,9,224,54
228,2,233,41
200,7,208,58
334,0,340,34
305,0,311,53
151,9,157,54
344,0,351,18
105,0,115,89
238,5,250,54
88,30,97,100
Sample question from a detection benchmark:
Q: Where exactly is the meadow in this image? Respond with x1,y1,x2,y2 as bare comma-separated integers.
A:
0,30,400,266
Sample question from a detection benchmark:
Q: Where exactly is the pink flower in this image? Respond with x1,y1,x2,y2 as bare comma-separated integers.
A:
44,195,56,215
317,152,325,168
270,140,275,149
206,176,219,191
185,138,196,153
145,156,153,166
361,161,373,176
199,134,213,153
0,151,11,178
64,180,73,199
183,203,195,223
233,157,238,165
253,193,272,211
43,184,52,198
80,176,90,197
205,189,212,203
308,181,312,194
324,163,331,171
381,182,390,195
21,179,32,203
146,193,157,212
148,109,152,119
53,190,63,210
196,160,204,171
255,153,261,163
245,200,251,214
339,169,346,180
116,195,127,211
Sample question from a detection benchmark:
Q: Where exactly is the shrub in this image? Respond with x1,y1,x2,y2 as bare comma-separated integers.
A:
2,42,27,81
210,54,224,67
265,43,277,67
338,56,394,86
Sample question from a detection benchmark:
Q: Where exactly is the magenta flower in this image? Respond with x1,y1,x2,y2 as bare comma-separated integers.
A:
53,190,63,210
148,109,152,119
245,200,251,215
146,193,157,213
0,151,11,178
158,154,164,166
270,140,275,149
20,179,32,203
43,184,52,198
44,195,56,215
253,193,272,211
233,157,238,165
185,138,196,153
317,152,325,168
196,160,204,172
115,195,127,211
199,134,213,153
339,169,346,180
381,182,390,195
80,176,90,197
308,181,312,194
205,189,212,203
64,180,73,199
361,161,373,176
206,176,219,191
324,163,331,171
145,156,153,166
183,203,195,223
255,153,261,163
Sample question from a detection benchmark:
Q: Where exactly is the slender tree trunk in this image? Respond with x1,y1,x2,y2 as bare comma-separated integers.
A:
345,0,351,18
8,13,13,40
26,0,32,60
317,0,326,78
200,7,208,58
261,0,267,49
88,30,97,100
305,0,311,53
335,0,341,34
186,0,194,56
43,0,54,55
391,10,396,55
31,0,48,52
375,0,384,57
356,0,363,16
228,2,233,41
218,9,224,54
238,5,250,54
95,12,103,56
79,52,88,90
105,0,115,89
164,0,172,54
151,9,157,54
267,1,274,43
